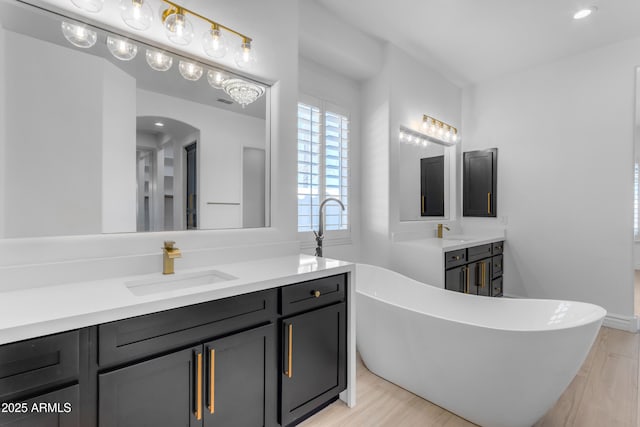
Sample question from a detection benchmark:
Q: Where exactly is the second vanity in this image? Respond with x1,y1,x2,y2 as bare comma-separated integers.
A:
391,233,505,296
0,254,355,427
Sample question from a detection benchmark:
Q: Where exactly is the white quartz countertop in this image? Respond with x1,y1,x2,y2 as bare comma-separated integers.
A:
0,254,354,345
395,234,505,252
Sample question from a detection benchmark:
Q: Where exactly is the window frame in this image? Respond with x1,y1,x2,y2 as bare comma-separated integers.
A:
297,93,351,247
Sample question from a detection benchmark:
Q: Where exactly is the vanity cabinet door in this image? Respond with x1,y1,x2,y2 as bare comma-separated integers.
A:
445,265,468,293
0,385,79,427
280,303,346,426
99,346,200,427
475,259,491,297
202,324,276,427
463,148,497,217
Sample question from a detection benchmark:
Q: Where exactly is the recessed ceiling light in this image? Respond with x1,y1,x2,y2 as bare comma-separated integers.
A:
573,7,597,20
154,122,164,127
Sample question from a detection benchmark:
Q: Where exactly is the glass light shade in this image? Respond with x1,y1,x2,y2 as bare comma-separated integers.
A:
61,22,97,48
179,61,203,81
146,49,173,71
222,78,265,107
163,11,194,45
234,41,256,68
206,70,228,89
202,27,227,58
107,36,138,61
120,0,153,31
70,0,103,13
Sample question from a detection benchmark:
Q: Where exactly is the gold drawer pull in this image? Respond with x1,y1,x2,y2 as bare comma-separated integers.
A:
312,290,321,298
209,349,215,414
196,352,203,420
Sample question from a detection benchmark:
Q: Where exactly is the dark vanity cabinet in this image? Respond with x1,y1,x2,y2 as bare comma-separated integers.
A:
445,241,504,297
420,156,445,216
0,330,85,427
0,274,348,427
463,148,497,217
279,275,347,427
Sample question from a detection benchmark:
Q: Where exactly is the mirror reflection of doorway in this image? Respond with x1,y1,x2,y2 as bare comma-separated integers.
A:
135,116,199,232
185,142,197,229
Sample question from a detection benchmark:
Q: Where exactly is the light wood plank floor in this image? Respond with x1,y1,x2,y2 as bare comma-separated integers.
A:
300,327,639,427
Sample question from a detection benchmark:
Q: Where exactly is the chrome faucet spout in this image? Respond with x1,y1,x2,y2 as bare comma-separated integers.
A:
315,197,345,257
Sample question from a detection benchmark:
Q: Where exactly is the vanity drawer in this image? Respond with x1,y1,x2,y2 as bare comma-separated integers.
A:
98,288,277,368
467,244,492,262
491,277,503,297
0,330,80,400
492,255,503,278
492,241,504,255
445,249,467,269
280,274,346,316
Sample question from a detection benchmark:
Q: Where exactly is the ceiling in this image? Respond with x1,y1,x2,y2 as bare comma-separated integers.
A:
312,0,640,85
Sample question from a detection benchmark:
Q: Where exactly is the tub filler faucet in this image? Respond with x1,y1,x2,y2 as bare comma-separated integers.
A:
314,197,345,257
162,241,182,274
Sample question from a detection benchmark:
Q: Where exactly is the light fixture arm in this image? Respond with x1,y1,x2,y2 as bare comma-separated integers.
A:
161,0,252,43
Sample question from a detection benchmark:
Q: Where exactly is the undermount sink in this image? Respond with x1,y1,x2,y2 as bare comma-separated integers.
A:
441,236,472,243
125,270,238,296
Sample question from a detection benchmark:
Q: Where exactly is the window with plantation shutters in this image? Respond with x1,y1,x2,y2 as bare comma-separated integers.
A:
297,96,349,238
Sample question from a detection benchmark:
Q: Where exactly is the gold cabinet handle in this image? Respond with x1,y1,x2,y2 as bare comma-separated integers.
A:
312,290,321,298
464,267,470,293
209,349,215,414
285,323,293,378
481,262,486,288
421,195,425,214
487,192,491,214
196,352,203,420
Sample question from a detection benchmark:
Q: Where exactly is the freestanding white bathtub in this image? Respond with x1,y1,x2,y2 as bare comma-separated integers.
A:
356,264,606,427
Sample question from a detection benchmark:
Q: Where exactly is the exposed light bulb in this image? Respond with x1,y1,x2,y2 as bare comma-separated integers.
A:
163,9,194,45
202,26,228,58
179,60,203,81
120,0,153,30
61,21,97,48
206,70,228,89
154,122,164,127
234,40,256,68
70,0,103,13
145,49,173,71
452,130,458,142
107,36,137,61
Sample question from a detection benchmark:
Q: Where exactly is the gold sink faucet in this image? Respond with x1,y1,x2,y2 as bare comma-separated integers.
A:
437,224,450,239
162,241,182,274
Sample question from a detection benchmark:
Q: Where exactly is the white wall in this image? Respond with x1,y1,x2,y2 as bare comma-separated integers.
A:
136,89,265,230
0,27,5,238
462,37,639,324
102,62,137,233
4,31,103,237
298,58,362,262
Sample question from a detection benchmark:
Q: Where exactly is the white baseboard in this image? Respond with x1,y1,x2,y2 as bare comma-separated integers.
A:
603,313,638,333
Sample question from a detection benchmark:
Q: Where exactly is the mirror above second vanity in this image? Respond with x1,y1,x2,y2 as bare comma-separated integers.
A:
0,0,271,239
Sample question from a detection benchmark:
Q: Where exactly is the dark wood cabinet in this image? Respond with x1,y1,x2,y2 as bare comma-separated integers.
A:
445,242,504,297
0,385,80,427
280,303,346,427
0,274,349,427
463,148,497,217
420,155,445,217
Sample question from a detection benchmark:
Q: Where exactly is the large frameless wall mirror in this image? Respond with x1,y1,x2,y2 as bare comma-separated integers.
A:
0,0,270,238
398,137,453,221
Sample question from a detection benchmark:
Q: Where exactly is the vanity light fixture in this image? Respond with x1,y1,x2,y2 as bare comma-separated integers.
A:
179,60,204,81
120,0,153,31
422,115,458,144
106,36,138,61
206,69,228,89
399,124,457,147
162,5,194,45
573,6,597,19
61,21,97,48
145,48,173,71
202,25,228,58
222,78,265,108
